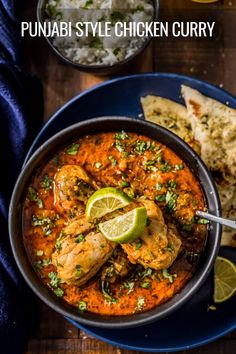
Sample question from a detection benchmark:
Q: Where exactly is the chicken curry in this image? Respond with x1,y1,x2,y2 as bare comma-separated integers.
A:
23,131,207,315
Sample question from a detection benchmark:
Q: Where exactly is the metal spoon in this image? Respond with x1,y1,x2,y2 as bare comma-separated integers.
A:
196,211,236,230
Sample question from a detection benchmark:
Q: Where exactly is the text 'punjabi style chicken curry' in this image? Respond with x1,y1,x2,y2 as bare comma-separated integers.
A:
23,131,207,315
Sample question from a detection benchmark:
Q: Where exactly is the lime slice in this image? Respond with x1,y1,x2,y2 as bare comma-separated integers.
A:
99,207,147,243
214,256,236,303
85,187,131,220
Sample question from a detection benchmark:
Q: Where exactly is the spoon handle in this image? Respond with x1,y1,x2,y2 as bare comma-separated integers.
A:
196,211,236,230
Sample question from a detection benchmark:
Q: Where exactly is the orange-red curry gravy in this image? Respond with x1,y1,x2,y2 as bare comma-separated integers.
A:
23,132,207,315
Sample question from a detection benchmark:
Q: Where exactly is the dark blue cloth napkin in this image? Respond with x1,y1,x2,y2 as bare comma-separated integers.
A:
0,1,43,352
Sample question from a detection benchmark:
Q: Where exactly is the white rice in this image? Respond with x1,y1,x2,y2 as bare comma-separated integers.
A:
45,0,154,66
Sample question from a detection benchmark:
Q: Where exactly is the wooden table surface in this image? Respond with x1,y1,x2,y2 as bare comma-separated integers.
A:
22,0,236,353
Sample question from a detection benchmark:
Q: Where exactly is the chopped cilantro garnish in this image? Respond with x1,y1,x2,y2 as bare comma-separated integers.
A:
42,259,51,266
165,191,178,212
35,258,51,270
31,214,56,236
175,163,184,170
135,239,142,250
36,250,44,257
115,131,129,140
155,152,163,163
121,281,135,294
134,140,147,154
28,186,44,209
123,151,130,158
155,182,163,191
75,234,85,243
78,300,87,311
95,162,102,168
55,231,66,250
54,287,64,297
37,198,44,209
66,143,80,155
121,181,130,187
155,194,166,202
167,180,177,189
141,268,153,278
140,281,151,289
160,161,172,172
146,160,156,166
150,142,158,151
101,281,117,303
102,289,117,303
48,272,60,288
41,175,52,190
75,265,82,277
115,140,125,152
147,166,158,173
108,156,117,166
196,218,209,225
162,269,176,283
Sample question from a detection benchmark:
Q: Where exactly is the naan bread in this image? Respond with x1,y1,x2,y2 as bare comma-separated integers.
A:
216,175,236,215
181,85,236,176
141,88,236,248
141,95,200,152
181,85,236,247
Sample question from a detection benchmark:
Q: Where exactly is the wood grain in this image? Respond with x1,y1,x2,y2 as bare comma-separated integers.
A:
21,0,236,353
26,337,236,354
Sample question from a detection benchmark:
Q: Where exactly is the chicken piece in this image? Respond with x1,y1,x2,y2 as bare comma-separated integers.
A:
54,165,98,216
101,249,130,284
122,200,182,270
52,218,115,286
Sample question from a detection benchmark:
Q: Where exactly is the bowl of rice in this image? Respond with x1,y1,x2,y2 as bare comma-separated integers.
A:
37,0,158,74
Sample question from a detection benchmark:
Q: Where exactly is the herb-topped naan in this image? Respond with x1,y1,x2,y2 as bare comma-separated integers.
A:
181,85,236,176
141,86,236,248
181,85,236,247
141,96,200,153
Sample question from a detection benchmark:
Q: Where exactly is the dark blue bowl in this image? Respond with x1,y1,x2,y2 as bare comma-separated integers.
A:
9,115,221,329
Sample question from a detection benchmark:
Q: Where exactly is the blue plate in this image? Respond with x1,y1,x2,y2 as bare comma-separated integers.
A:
25,73,236,352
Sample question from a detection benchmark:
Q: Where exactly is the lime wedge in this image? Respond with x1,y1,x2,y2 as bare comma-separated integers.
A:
214,256,236,303
99,207,147,243
85,187,131,220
